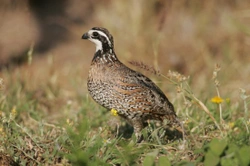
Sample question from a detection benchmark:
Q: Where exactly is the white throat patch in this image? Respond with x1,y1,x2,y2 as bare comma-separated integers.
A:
89,38,102,52
87,30,112,52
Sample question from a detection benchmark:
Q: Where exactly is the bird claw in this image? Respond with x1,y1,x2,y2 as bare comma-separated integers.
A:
136,133,144,143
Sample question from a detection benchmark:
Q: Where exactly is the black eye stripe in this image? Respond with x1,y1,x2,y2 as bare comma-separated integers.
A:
100,36,108,43
89,28,114,49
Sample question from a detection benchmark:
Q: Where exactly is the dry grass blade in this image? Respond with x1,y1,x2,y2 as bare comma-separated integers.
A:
192,95,221,131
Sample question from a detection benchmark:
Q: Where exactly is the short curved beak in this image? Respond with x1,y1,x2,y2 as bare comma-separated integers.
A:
82,33,89,39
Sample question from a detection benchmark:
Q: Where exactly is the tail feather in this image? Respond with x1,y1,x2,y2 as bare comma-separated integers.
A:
163,114,186,136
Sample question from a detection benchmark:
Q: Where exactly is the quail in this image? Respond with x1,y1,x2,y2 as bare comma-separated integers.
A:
82,27,181,143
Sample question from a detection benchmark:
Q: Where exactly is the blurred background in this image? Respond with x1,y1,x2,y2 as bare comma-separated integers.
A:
0,0,250,119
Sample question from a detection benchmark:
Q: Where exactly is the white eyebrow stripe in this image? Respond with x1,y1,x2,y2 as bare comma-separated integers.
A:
88,30,111,47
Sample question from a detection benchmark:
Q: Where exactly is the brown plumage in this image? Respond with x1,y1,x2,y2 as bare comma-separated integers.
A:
82,27,181,142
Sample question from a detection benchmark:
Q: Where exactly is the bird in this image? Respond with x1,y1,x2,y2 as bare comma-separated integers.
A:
82,27,182,143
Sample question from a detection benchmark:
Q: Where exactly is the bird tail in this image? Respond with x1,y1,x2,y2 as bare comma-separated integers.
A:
163,114,186,136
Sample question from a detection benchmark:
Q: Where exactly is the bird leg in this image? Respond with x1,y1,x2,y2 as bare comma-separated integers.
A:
131,119,147,143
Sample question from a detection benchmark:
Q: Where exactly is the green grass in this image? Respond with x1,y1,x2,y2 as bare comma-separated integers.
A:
0,0,250,165
0,63,249,165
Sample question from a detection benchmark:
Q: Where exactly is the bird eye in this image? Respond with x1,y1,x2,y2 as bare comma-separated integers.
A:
92,32,99,37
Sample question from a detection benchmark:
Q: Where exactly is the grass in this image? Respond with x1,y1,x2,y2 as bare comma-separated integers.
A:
0,61,249,165
0,0,250,165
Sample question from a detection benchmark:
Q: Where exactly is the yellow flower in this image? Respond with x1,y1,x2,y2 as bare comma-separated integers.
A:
211,96,224,104
103,138,111,144
66,119,73,126
183,118,190,124
228,122,235,129
110,108,118,116
0,127,6,137
10,106,17,120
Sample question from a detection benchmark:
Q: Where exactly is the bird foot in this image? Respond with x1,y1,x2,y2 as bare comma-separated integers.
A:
135,133,144,143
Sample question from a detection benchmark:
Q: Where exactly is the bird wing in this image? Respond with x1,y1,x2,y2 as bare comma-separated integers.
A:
113,67,174,115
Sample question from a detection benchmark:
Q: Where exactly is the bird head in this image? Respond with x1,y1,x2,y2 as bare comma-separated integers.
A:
82,27,114,53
